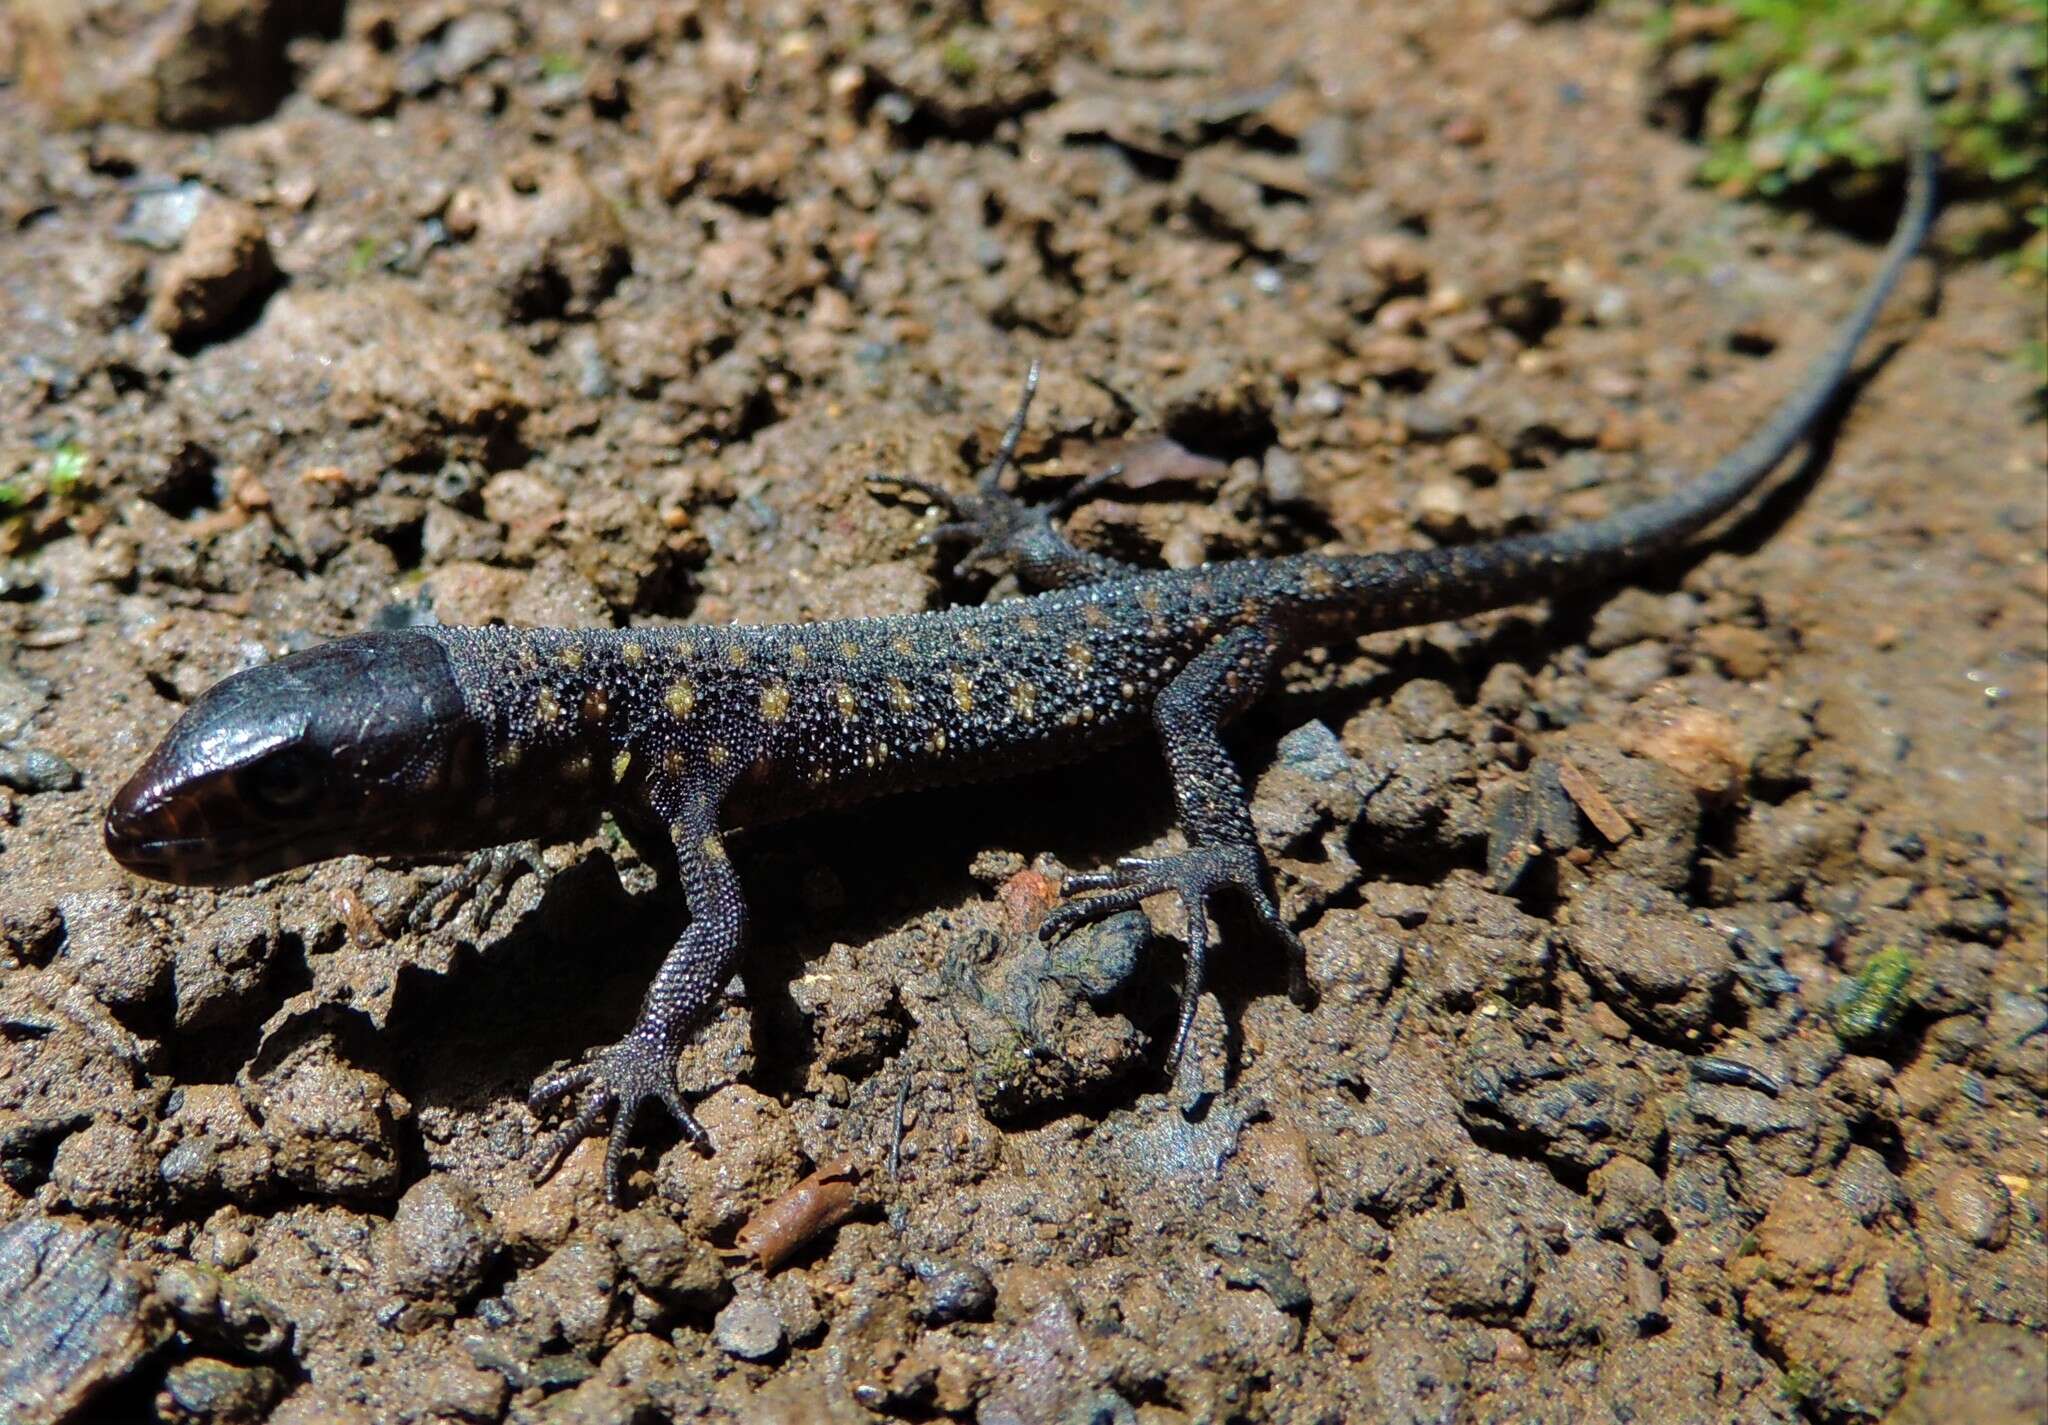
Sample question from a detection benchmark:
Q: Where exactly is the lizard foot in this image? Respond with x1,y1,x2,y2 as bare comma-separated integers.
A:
1039,844,1312,1076
528,1033,706,1205
402,841,546,936
864,361,1126,580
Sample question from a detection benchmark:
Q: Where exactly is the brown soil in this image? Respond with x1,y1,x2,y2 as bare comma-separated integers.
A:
1,2,2042,1422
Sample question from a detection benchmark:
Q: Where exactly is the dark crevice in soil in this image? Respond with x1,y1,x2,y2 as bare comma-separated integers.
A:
1458,1119,1595,1198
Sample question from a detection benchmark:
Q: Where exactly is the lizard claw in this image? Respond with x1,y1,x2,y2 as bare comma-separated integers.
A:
1040,844,1309,1076
527,1034,705,1205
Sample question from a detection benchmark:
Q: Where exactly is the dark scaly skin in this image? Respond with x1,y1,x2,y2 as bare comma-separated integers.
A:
105,151,1933,1204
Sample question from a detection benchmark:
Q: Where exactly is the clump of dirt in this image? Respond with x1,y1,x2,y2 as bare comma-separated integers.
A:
0,2,2041,1422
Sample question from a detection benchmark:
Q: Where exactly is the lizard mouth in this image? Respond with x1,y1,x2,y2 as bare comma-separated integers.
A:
102,774,305,887
102,818,290,886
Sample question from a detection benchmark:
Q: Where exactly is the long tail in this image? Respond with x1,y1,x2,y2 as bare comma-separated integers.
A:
1304,137,1936,633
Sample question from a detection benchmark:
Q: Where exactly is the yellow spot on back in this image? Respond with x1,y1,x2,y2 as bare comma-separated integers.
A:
789,644,811,668
835,683,857,720
557,645,584,670
761,681,790,721
1066,641,1094,675
839,640,860,660
663,747,687,777
959,627,985,653
502,739,524,768
725,643,749,669
891,634,915,657
1083,603,1111,628
888,678,913,713
535,687,563,724
1018,614,1042,635
701,834,727,862
622,641,646,665
950,669,974,713
582,688,609,722
611,750,631,782
709,744,732,767
666,678,697,719
1010,681,1038,719
1138,587,1162,612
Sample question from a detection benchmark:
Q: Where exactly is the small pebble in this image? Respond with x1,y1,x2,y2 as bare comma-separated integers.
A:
1934,1170,2011,1251
1261,447,1306,503
157,1358,284,1425
115,182,209,251
1444,432,1505,481
1625,708,1745,803
910,1258,996,1326
713,1296,786,1361
1412,480,1470,538
1867,876,1916,910
1590,286,1634,327
0,745,80,793
148,197,278,345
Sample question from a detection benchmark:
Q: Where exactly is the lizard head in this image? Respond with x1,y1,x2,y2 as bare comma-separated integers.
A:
105,631,483,886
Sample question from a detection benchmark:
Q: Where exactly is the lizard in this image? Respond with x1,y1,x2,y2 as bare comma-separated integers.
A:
104,147,1932,1205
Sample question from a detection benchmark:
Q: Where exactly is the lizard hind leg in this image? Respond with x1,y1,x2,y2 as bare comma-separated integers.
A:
1039,623,1313,1076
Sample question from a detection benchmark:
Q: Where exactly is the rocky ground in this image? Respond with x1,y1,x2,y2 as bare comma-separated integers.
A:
0,2,2043,1422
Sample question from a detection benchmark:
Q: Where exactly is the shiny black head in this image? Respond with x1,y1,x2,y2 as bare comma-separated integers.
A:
105,632,482,886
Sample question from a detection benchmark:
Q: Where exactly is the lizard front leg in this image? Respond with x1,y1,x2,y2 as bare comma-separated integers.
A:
867,361,1135,592
1041,623,1313,1073
528,786,744,1204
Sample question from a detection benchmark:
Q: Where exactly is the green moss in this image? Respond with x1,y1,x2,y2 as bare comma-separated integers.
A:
941,34,980,82
0,441,94,555
1832,944,1918,1048
45,443,87,498
1642,0,2045,249
346,236,381,278
539,52,582,80
1779,1361,1825,1405
1637,0,2045,399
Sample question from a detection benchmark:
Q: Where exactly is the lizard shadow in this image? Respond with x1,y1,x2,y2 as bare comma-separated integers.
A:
356,747,1179,1137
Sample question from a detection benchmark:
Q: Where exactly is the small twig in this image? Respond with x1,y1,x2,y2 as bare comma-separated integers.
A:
888,1066,914,1182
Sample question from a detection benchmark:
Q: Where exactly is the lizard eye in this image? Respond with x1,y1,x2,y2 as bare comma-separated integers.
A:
244,749,322,815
